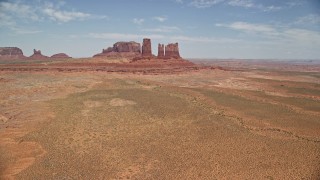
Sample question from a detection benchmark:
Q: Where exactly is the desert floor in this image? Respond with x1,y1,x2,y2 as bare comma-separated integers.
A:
0,60,319,179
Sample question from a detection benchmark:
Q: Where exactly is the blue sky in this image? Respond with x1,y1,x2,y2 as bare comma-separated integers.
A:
0,0,319,59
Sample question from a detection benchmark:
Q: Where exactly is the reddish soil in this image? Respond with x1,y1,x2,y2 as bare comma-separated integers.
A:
0,58,219,74
0,58,319,179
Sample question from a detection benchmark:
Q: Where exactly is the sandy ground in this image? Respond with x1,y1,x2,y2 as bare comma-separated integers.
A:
0,60,319,179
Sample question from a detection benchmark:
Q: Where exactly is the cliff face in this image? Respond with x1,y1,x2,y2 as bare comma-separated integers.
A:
157,44,165,58
0,47,73,60
0,47,25,59
155,43,181,59
164,43,180,59
94,41,141,58
113,42,141,53
94,38,183,60
142,38,152,57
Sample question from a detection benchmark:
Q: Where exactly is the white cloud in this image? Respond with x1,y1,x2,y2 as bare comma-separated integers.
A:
142,26,180,33
132,18,144,25
228,0,254,8
0,1,40,21
0,12,15,27
10,27,42,34
216,21,320,46
171,35,210,42
282,28,320,43
0,1,107,26
170,35,239,43
88,32,239,44
188,0,282,11
42,4,91,23
263,5,282,12
175,0,184,4
91,15,109,20
286,0,304,8
0,1,109,36
295,14,320,25
190,0,225,8
152,16,167,22
88,33,164,40
0,2,42,34
228,0,282,11
0,1,41,26
216,22,277,35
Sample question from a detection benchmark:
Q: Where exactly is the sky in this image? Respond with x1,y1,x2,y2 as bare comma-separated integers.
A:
0,0,320,59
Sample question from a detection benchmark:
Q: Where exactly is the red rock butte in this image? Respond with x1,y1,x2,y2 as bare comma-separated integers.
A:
142,38,152,57
51,53,71,59
94,38,183,61
165,43,180,59
0,38,202,74
94,41,141,58
0,47,26,60
0,47,72,60
157,44,165,59
29,49,48,59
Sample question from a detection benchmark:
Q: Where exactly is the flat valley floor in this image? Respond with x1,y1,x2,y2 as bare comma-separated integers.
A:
0,60,319,179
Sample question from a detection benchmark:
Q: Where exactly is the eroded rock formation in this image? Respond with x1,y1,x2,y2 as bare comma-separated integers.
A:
142,38,152,57
0,47,25,60
165,43,180,59
94,41,141,58
94,38,182,61
157,44,165,58
29,49,48,59
51,53,71,59
113,42,141,53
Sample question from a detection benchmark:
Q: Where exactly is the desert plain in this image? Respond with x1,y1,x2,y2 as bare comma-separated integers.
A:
0,58,319,179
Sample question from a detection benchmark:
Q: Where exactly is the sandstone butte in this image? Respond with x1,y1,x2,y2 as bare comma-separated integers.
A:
29,49,49,59
0,38,185,63
142,38,152,58
93,41,141,58
0,38,200,74
0,47,26,60
51,53,71,59
0,48,72,60
157,44,165,59
93,38,182,61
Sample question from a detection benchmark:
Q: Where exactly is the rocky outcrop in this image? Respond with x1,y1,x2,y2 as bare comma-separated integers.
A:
51,53,71,59
29,49,48,59
102,47,114,53
94,38,183,61
113,42,141,53
157,44,165,58
94,41,141,58
0,47,25,59
142,38,152,57
165,43,180,59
